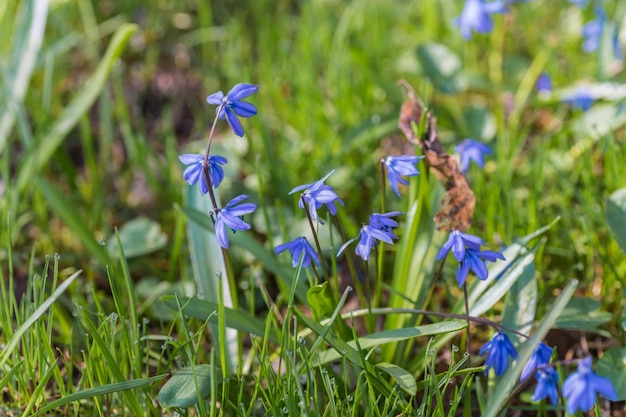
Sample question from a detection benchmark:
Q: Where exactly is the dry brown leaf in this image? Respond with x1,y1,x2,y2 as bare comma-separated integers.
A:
397,80,475,232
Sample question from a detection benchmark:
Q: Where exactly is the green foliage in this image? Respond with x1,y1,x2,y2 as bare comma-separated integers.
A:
1,0,625,415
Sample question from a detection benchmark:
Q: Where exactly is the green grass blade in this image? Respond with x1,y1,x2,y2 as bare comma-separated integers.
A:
0,269,81,369
0,0,48,152
32,374,167,416
17,23,138,192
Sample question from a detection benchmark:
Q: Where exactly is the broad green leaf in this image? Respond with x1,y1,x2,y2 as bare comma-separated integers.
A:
571,104,626,139
180,205,307,301
32,375,167,416
501,260,537,345
160,296,279,344
555,297,612,332
316,320,466,365
307,282,336,320
607,188,626,255
463,105,496,141
375,362,417,395
158,365,222,409
107,217,167,258
483,279,578,417
416,42,467,93
17,23,138,192
596,347,626,401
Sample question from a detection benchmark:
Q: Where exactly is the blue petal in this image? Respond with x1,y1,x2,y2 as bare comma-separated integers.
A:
207,91,224,105
227,83,259,101
231,101,257,118
225,108,245,137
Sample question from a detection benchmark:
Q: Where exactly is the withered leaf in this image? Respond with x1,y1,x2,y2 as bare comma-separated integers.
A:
397,81,475,232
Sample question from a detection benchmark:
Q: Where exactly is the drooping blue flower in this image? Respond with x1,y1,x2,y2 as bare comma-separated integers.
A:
455,248,505,287
521,342,553,381
436,229,485,262
338,212,403,261
274,236,320,268
531,367,560,404
562,356,618,415
289,171,344,224
455,0,507,40
479,332,518,376
179,154,228,193
536,73,552,94
454,139,493,173
207,83,258,137
563,88,594,111
383,155,423,197
214,195,256,249
582,7,606,53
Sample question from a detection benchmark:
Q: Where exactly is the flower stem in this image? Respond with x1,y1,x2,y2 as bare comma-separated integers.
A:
463,282,471,354
302,195,330,280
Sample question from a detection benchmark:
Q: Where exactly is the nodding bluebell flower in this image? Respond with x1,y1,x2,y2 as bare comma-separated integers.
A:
274,236,320,269
289,170,344,224
531,367,560,404
455,248,505,287
455,0,507,40
563,88,594,111
582,7,622,60
536,73,552,94
383,155,423,197
179,154,228,193
562,356,618,415
436,229,485,262
213,195,256,249
479,332,518,376
338,212,403,261
521,342,553,381
207,83,258,137
454,139,493,173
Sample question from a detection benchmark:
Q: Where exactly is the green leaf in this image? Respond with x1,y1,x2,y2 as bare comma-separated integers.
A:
375,362,417,395
17,23,138,192
307,282,336,320
32,375,167,416
160,296,280,344
596,347,626,401
107,217,167,259
462,104,496,141
607,187,626,255
315,320,466,365
416,42,467,93
501,260,537,345
179,205,307,301
555,297,612,332
158,365,222,409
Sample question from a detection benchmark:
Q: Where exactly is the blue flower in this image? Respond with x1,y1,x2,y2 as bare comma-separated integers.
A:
479,332,518,376
563,88,594,111
338,212,403,261
454,139,493,173
562,356,618,415
582,7,606,53
289,171,344,223
207,83,258,137
274,236,320,268
214,195,256,249
536,73,552,94
521,342,553,381
455,0,507,40
455,248,505,287
383,155,423,197
531,367,559,404
436,229,485,262
179,154,228,193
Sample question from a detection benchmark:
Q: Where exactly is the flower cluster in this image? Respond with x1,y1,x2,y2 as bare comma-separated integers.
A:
479,335,617,413
178,83,259,249
436,229,505,287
